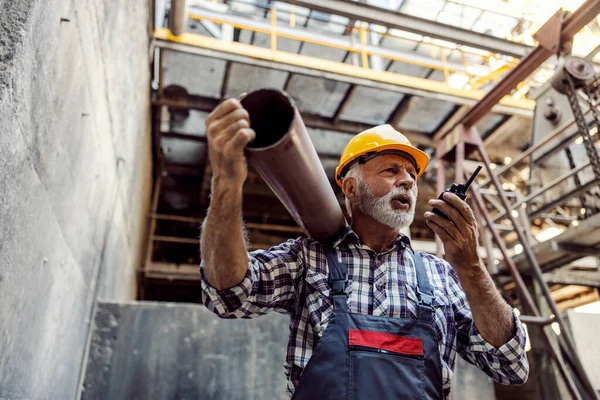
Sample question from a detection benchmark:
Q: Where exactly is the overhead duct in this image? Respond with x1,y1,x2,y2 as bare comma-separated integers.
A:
241,89,346,241
168,0,187,36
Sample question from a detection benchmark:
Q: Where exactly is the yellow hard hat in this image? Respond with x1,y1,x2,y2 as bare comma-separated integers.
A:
335,124,429,187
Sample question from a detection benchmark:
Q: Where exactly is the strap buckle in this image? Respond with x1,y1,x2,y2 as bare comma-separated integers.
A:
416,288,435,309
329,273,348,296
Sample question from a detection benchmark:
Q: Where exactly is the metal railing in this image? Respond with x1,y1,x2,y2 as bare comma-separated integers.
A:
184,6,516,90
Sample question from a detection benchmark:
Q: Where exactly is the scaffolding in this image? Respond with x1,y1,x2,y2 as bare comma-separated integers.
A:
147,0,600,397
435,11,600,396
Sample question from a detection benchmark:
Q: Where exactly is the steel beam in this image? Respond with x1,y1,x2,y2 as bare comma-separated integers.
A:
276,0,531,58
220,61,232,99
458,0,600,128
432,105,469,141
155,97,434,147
189,8,476,74
154,30,535,117
529,179,600,219
544,269,600,287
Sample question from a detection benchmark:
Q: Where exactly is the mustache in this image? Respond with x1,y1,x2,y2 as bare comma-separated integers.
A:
384,187,416,205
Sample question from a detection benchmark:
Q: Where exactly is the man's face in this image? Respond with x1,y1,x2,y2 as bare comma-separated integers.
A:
351,154,418,230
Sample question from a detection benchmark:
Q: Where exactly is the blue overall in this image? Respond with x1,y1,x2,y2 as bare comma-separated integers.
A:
291,246,443,400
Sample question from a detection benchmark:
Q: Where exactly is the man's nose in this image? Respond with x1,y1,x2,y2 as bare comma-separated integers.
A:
395,171,415,189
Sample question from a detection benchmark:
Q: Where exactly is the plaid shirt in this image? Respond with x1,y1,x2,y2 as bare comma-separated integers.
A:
200,228,528,398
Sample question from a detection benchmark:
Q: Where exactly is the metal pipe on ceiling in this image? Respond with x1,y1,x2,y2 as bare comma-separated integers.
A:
275,0,531,58
169,0,187,36
240,89,346,241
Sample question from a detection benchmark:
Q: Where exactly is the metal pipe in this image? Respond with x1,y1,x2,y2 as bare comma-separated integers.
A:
470,177,585,400
169,0,187,36
458,0,600,128
529,178,600,219
470,125,598,398
240,89,346,241
519,315,554,325
492,162,591,223
470,180,539,314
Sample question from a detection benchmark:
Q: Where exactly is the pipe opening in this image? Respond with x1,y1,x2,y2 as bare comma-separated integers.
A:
241,89,295,149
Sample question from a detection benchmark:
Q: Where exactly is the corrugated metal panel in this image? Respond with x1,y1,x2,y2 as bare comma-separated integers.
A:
163,50,226,98
300,42,348,62
398,96,456,133
287,75,351,117
475,112,506,135
239,30,302,53
400,0,446,20
225,64,288,97
341,87,404,125
387,61,431,78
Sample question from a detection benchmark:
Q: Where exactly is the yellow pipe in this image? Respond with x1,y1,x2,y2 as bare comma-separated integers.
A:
359,22,369,69
271,8,277,52
440,48,450,84
155,28,535,111
187,13,475,75
290,5,295,28
470,63,513,90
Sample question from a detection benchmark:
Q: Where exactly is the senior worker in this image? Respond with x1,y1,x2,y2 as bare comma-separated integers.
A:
199,98,528,399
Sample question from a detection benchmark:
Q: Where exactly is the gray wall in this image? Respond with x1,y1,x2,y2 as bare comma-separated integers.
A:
451,356,496,400
82,302,290,400
0,0,151,398
568,309,600,393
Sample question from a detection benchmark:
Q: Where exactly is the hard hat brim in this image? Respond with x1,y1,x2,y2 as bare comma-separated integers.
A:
335,143,429,187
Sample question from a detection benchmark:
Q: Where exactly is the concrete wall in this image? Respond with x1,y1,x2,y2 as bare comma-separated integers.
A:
0,0,151,398
82,302,290,400
567,309,600,393
451,356,496,400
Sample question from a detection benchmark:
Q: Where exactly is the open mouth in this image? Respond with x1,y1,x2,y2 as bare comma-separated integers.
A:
392,195,411,209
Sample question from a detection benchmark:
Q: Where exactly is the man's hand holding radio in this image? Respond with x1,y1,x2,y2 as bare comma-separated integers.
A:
424,192,481,275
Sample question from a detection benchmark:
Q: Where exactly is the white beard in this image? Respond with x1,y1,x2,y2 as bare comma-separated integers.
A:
354,181,416,230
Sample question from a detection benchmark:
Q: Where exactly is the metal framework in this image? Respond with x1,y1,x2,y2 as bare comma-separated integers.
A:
152,1,600,396
273,0,532,58
437,124,599,399
432,2,600,397
455,0,600,129
154,29,535,115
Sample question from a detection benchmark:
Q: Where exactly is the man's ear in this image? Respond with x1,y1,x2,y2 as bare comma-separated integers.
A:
342,177,358,202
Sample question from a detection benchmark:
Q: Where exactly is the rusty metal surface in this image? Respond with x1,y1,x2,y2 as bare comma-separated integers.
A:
532,9,565,53
552,56,595,93
464,125,598,399
458,0,600,129
241,89,346,241
275,0,531,58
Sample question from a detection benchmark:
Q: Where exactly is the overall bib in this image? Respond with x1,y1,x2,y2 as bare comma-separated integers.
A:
292,247,443,400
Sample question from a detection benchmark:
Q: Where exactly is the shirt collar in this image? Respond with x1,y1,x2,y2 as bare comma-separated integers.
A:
330,225,412,251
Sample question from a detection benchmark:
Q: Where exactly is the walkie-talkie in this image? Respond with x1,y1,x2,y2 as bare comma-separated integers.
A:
432,166,482,219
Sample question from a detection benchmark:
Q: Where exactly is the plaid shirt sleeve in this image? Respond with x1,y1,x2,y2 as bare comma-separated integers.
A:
448,266,529,385
200,238,305,319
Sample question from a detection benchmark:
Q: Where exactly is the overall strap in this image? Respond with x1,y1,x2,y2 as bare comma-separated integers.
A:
408,248,435,321
325,246,348,296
